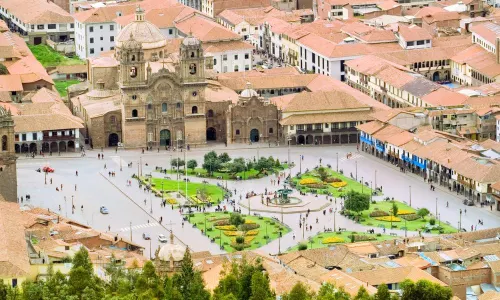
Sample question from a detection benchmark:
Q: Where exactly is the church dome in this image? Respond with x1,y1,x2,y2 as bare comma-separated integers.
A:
116,6,166,50
182,35,200,47
240,82,258,98
158,243,186,262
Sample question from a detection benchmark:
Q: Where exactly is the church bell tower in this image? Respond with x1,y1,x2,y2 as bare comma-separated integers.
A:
0,107,17,203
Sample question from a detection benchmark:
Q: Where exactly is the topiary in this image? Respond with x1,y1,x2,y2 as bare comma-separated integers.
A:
429,218,436,225
298,243,308,251
235,236,245,244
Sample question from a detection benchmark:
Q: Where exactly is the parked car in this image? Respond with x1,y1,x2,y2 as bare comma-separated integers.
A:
49,230,59,236
100,206,109,214
42,166,54,173
158,234,168,243
142,233,151,240
463,199,474,206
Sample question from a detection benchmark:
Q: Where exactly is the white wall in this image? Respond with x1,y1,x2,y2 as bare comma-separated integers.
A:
76,21,117,59
210,49,252,73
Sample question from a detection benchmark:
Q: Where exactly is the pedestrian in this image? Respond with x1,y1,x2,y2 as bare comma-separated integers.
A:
60,184,63,191
293,233,295,240
98,153,101,159
75,184,77,191
76,170,78,176
471,225,473,231
104,164,107,169
446,201,449,208
465,209,467,215
108,225,111,231
50,178,53,184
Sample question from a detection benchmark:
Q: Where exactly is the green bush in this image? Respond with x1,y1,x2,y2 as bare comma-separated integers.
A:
240,223,260,231
235,236,245,244
376,233,382,237
370,210,389,217
298,243,308,251
232,244,246,251
401,214,420,221
429,218,436,225
229,213,245,226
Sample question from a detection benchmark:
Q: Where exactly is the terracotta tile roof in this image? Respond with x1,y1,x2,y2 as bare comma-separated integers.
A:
450,156,500,183
212,0,272,17
356,120,386,134
392,255,431,269
421,88,468,107
342,22,397,43
114,5,194,28
204,40,253,53
205,80,239,103
12,102,84,132
351,266,448,286
413,139,472,168
412,7,448,18
284,90,370,112
385,130,414,147
264,259,321,295
0,0,73,24
280,109,375,125
480,139,500,153
422,11,461,24
478,290,500,300
369,108,405,122
74,4,137,24
464,95,500,109
345,54,412,76
397,24,432,42
470,22,500,45
452,45,500,79
175,14,241,42
377,0,400,10
0,201,30,278
375,44,470,66
7,55,53,85
372,124,405,143
320,269,377,296
217,73,318,90
0,75,23,92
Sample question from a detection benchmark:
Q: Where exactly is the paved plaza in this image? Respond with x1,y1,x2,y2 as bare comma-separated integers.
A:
17,143,500,256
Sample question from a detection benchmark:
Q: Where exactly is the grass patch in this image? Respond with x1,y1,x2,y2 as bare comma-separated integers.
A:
54,79,80,97
164,164,288,180
143,177,225,205
189,212,290,253
343,200,456,233
288,231,396,251
28,44,84,67
292,167,374,197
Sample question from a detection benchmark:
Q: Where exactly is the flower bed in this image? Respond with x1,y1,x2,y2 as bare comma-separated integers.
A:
353,234,377,242
325,177,342,183
307,183,328,189
223,231,239,236
369,210,389,217
322,237,345,244
397,209,414,215
232,236,255,244
400,214,420,221
166,198,177,205
299,178,319,185
246,229,259,236
375,216,401,222
331,181,347,188
215,225,237,231
245,219,256,224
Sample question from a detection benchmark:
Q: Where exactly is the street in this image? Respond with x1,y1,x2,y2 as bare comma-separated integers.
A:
17,143,500,256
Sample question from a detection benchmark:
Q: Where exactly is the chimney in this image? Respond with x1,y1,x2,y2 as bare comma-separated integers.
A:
497,37,500,64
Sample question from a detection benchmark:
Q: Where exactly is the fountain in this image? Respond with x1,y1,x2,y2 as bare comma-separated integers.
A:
270,183,301,205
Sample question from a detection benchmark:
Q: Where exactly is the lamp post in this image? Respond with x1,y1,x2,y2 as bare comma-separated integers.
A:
361,176,364,194
299,155,302,173
64,196,67,218
404,218,407,238
435,197,438,219
287,135,291,178
336,152,338,172
149,178,153,214
370,181,373,202
374,170,377,191
204,215,207,234
278,229,282,255
333,209,337,232
44,171,47,185
184,136,188,208
459,209,462,232
71,195,74,214
120,155,122,171
130,221,132,241
355,161,358,181
176,136,181,197
409,185,412,206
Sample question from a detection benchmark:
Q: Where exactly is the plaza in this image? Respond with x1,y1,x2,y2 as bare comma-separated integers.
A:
17,143,500,257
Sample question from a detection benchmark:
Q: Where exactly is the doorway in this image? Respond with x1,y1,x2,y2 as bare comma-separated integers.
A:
160,129,171,146
206,127,217,141
108,133,119,147
250,129,260,142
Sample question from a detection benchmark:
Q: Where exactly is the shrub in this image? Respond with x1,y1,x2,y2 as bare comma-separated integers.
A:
376,233,382,237
240,223,260,231
214,219,230,226
223,231,239,236
299,178,318,185
246,229,259,236
229,213,245,226
232,243,248,251
375,216,401,222
298,243,308,250
322,237,344,244
397,209,414,215
307,183,327,189
429,218,436,225
331,181,347,188
353,235,376,242
235,236,245,244
325,177,342,183
401,214,420,221
370,210,389,217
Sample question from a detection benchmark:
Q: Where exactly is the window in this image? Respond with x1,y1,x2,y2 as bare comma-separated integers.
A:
110,36,114,42
207,109,214,117
169,29,173,34
110,116,116,123
48,24,56,29
147,103,152,110
90,48,94,54
65,246,70,251
100,25,103,29
234,65,239,72
213,58,217,65
12,279,17,288
22,134,26,141
130,66,137,78
89,26,93,32
417,40,425,45
350,122,357,128
70,23,74,28
245,65,249,71
1,135,7,151
245,53,249,59
110,24,114,30
33,133,37,140
100,47,103,51
100,36,103,41
37,24,44,29
223,54,227,61
132,109,138,117
31,25,34,29
162,103,167,112
192,106,198,114
407,41,414,46
290,125,294,130
332,123,339,129
269,128,273,134
110,46,114,50
132,95,137,100
90,37,94,43
235,129,240,135
176,103,181,109
234,55,238,60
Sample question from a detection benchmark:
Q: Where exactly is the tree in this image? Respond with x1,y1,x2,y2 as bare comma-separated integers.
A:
229,158,246,175
213,273,239,300
203,151,222,175
21,281,43,300
354,286,372,300
417,208,430,220
229,213,245,227
318,167,329,182
344,191,370,215
316,283,350,300
0,63,8,75
135,261,163,299
374,284,391,300
254,157,274,174
187,159,198,173
282,282,313,300
219,152,231,164
249,270,273,300
171,158,185,172
68,247,99,299
392,202,399,217
400,279,452,300
174,248,210,300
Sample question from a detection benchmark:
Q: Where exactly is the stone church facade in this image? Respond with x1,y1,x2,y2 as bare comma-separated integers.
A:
0,107,17,202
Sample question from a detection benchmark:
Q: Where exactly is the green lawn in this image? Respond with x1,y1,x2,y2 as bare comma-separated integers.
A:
142,177,226,205
28,44,84,67
54,79,80,97
292,167,374,197
189,212,290,253
164,164,289,180
344,200,456,234
288,231,396,252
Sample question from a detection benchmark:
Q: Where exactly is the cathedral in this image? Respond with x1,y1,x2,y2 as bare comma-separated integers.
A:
70,6,280,149
0,106,17,202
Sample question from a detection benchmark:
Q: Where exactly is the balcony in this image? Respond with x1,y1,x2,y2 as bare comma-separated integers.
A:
458,178,475,189
331,127,357,133
296,129,323,134
42,135,76,141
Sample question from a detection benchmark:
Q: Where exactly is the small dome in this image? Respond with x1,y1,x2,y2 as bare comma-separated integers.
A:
116,11,166,50
182,35,200,47
0,106,7,116
158,243,186,262
240,82,258,98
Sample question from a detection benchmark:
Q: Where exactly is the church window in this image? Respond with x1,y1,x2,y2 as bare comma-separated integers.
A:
132,95,137,100
236,129,240,135
269,128,273,134
207,109,214,117
213,58,217,66
1,135,7,151
147,104,152,110
131,55,136,61
191,51,195,58
192,106,198,114
162,103,168,112
130,67,137,78
132,109,138,118
176,103,181,109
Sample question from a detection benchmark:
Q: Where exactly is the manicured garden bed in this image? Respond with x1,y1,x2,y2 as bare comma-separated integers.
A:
291,167,374,197
189,212,290,252
288,231,396,251
139,176,225,205
342,200,456,233
165,164,288,180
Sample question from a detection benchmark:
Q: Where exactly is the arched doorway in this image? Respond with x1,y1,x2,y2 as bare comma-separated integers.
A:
250,129,259,142
21,143,28,153
67,141,75,151
29,143,37,153
160,129,171,146
432,71,440,81
206,127,216,141
59,141,67,152
108,133,119,147
306,135,314,144
297,135,305,144
42,142,50,153
15,144,20,153
50,142,58,153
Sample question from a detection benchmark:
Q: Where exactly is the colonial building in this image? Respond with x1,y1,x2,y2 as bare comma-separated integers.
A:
0,106,17,203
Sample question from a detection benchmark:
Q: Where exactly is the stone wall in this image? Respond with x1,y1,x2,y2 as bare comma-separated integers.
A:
0,156,17,202
436,266,492,300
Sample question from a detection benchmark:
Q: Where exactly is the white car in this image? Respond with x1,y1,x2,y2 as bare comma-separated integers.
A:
158,234,168,243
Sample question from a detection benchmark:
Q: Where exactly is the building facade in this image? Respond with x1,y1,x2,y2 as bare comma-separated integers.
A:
0,106,17,203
